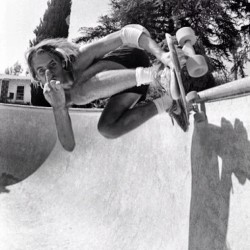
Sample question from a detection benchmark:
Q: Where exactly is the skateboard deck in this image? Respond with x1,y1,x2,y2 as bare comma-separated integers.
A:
165,33,190,129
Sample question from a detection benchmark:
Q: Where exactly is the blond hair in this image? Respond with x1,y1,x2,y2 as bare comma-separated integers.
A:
25,38,79,81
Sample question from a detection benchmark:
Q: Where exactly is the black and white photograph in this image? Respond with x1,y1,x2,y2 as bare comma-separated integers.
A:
0,0,250,249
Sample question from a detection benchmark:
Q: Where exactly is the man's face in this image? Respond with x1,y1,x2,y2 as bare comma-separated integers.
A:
32,52,69,85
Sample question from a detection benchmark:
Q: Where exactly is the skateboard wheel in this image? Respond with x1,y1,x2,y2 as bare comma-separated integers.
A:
176,27,197,46
186,55,208,77
186,91,199,103
194,111,206,123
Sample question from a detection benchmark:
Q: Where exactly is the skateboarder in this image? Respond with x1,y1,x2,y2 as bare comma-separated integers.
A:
26,24,187,151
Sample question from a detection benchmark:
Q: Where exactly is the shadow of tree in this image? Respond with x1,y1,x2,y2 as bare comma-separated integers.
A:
189,116,250,250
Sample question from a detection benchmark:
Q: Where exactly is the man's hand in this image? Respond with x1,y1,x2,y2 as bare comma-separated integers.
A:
61,80,74,90
43,70,66,109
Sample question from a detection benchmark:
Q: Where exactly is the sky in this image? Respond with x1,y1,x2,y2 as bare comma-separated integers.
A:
0,0,110,74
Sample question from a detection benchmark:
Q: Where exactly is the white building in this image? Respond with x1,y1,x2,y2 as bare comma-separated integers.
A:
0,74,31,105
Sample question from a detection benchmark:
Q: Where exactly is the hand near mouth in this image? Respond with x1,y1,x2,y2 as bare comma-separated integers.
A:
61,80,74,90
43,70,66,109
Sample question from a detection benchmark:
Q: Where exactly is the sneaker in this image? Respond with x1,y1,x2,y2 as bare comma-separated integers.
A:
168,100,189,132
153,62,182,101
152,63,172,96
153,63,189,132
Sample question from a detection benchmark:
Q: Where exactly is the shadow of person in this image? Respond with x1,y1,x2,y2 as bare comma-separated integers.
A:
0,107,57,193
189,115,250,250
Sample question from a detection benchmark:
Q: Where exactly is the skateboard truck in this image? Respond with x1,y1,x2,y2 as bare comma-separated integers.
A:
165,27,208,129
186,91,207,122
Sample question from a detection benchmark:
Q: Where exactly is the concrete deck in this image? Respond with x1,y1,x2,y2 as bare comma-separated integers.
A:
0,96,250,249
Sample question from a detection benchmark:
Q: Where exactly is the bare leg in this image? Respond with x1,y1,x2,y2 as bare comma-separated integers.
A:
70,60,172,138
98,92,158,139
70,68,142,105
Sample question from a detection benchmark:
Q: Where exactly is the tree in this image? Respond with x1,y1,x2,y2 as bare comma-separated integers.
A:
79,0,250,82
30,0,72,46
4,67,11,75
226,0,250,78
13,61,23,75
4,62,23,76
73,15,119,43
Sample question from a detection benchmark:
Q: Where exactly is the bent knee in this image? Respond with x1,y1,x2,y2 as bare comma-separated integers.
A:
97,122,121,139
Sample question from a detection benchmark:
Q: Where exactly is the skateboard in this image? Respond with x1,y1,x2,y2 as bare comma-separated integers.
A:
165,27,208,129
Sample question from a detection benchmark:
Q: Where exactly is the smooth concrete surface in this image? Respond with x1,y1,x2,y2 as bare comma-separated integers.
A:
0,98,250,250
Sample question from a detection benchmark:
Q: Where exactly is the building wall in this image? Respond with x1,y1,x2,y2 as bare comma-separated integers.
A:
0,78,31,104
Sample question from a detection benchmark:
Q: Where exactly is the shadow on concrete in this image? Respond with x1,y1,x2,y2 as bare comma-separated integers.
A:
0,137,56,193
189,115,250,250
0,106,57,193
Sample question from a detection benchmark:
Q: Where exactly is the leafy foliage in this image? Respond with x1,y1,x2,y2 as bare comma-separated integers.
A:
4,68,10,75
30,0,72,46
79,0,250,79
4,61,23,76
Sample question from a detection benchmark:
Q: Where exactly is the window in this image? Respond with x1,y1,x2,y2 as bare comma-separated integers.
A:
1,80,9,103
8,92,14,99
16,86,24,100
